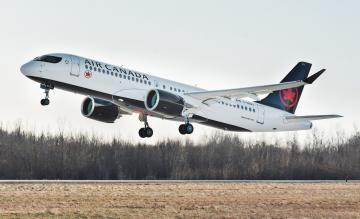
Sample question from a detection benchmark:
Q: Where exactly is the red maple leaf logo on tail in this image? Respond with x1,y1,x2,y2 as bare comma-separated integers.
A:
279,88,299,109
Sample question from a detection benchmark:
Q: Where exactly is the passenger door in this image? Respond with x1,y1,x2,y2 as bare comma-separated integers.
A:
70,55,80,77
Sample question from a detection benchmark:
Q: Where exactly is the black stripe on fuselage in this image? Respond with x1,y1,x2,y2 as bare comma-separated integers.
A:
27,76,251,132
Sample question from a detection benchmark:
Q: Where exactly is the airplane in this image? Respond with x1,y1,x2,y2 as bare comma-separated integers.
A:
20,53,342,138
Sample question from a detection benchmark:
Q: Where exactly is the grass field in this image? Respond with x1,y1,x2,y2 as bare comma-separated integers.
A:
0,181,359,218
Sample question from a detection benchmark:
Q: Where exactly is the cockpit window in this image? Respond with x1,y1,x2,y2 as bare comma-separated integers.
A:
34,55,62,63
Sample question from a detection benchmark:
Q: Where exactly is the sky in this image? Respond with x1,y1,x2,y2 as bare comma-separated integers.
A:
0,0,359,143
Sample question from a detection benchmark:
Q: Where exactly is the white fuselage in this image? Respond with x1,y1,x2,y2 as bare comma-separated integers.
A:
20,53,312,132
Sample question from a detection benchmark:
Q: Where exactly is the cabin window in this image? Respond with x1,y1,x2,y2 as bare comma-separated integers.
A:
89,66,92,70
163,85,166,89
102,69,105,73
85,65,88,69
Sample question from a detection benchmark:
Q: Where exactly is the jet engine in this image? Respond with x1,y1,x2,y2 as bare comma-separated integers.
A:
81,97,121,123
144,89,185,118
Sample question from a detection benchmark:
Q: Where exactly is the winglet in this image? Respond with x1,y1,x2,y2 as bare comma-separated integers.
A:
304,69,325,84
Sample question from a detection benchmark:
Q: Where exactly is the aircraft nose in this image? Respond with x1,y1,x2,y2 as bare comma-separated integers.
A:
20,62,31,75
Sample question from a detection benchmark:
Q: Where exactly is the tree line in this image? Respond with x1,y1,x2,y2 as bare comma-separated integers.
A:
0,125,359,180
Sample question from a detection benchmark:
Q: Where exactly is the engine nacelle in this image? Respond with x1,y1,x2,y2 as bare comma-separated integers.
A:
81,97,120,123
145,89,185,117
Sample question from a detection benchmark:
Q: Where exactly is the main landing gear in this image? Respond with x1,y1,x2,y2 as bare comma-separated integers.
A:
179,123,194,135
40,83,53,106
138,114,153,138
178,116,194,135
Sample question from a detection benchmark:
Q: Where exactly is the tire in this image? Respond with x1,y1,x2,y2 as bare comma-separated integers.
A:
179,124,187,135
139,128,146,138
185,124,194,134
40,99,49,106
145,127,153,138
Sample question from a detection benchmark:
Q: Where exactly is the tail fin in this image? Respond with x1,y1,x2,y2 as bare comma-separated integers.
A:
259,62,311,114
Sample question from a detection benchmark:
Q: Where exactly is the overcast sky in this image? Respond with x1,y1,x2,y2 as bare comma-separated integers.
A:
0,0,358,143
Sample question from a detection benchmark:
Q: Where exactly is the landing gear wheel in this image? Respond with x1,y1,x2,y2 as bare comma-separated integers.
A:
139,127,153,138
145,127,153,138
139,128,146,138
179,124,187,135
179,123,194,135
40,98,50,106
185,123,194,134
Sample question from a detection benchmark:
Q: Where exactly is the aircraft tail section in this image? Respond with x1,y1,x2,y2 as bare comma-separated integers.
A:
259,62,312,114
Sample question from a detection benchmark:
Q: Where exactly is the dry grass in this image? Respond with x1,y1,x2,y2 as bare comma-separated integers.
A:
0,182,359,218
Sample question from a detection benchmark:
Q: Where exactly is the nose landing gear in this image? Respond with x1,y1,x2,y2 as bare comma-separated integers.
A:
40,83,54,106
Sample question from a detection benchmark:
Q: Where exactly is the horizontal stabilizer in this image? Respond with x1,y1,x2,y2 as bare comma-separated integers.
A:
285,114,342,122
303,69,325,84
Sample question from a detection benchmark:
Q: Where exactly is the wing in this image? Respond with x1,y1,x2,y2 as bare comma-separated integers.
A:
285,115,343,122
185,70,324,103
185,81,307,103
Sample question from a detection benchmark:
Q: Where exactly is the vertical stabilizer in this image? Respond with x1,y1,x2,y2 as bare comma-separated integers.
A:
259,62,311,113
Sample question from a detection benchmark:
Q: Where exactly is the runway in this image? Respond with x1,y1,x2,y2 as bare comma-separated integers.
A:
0,179,357,183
